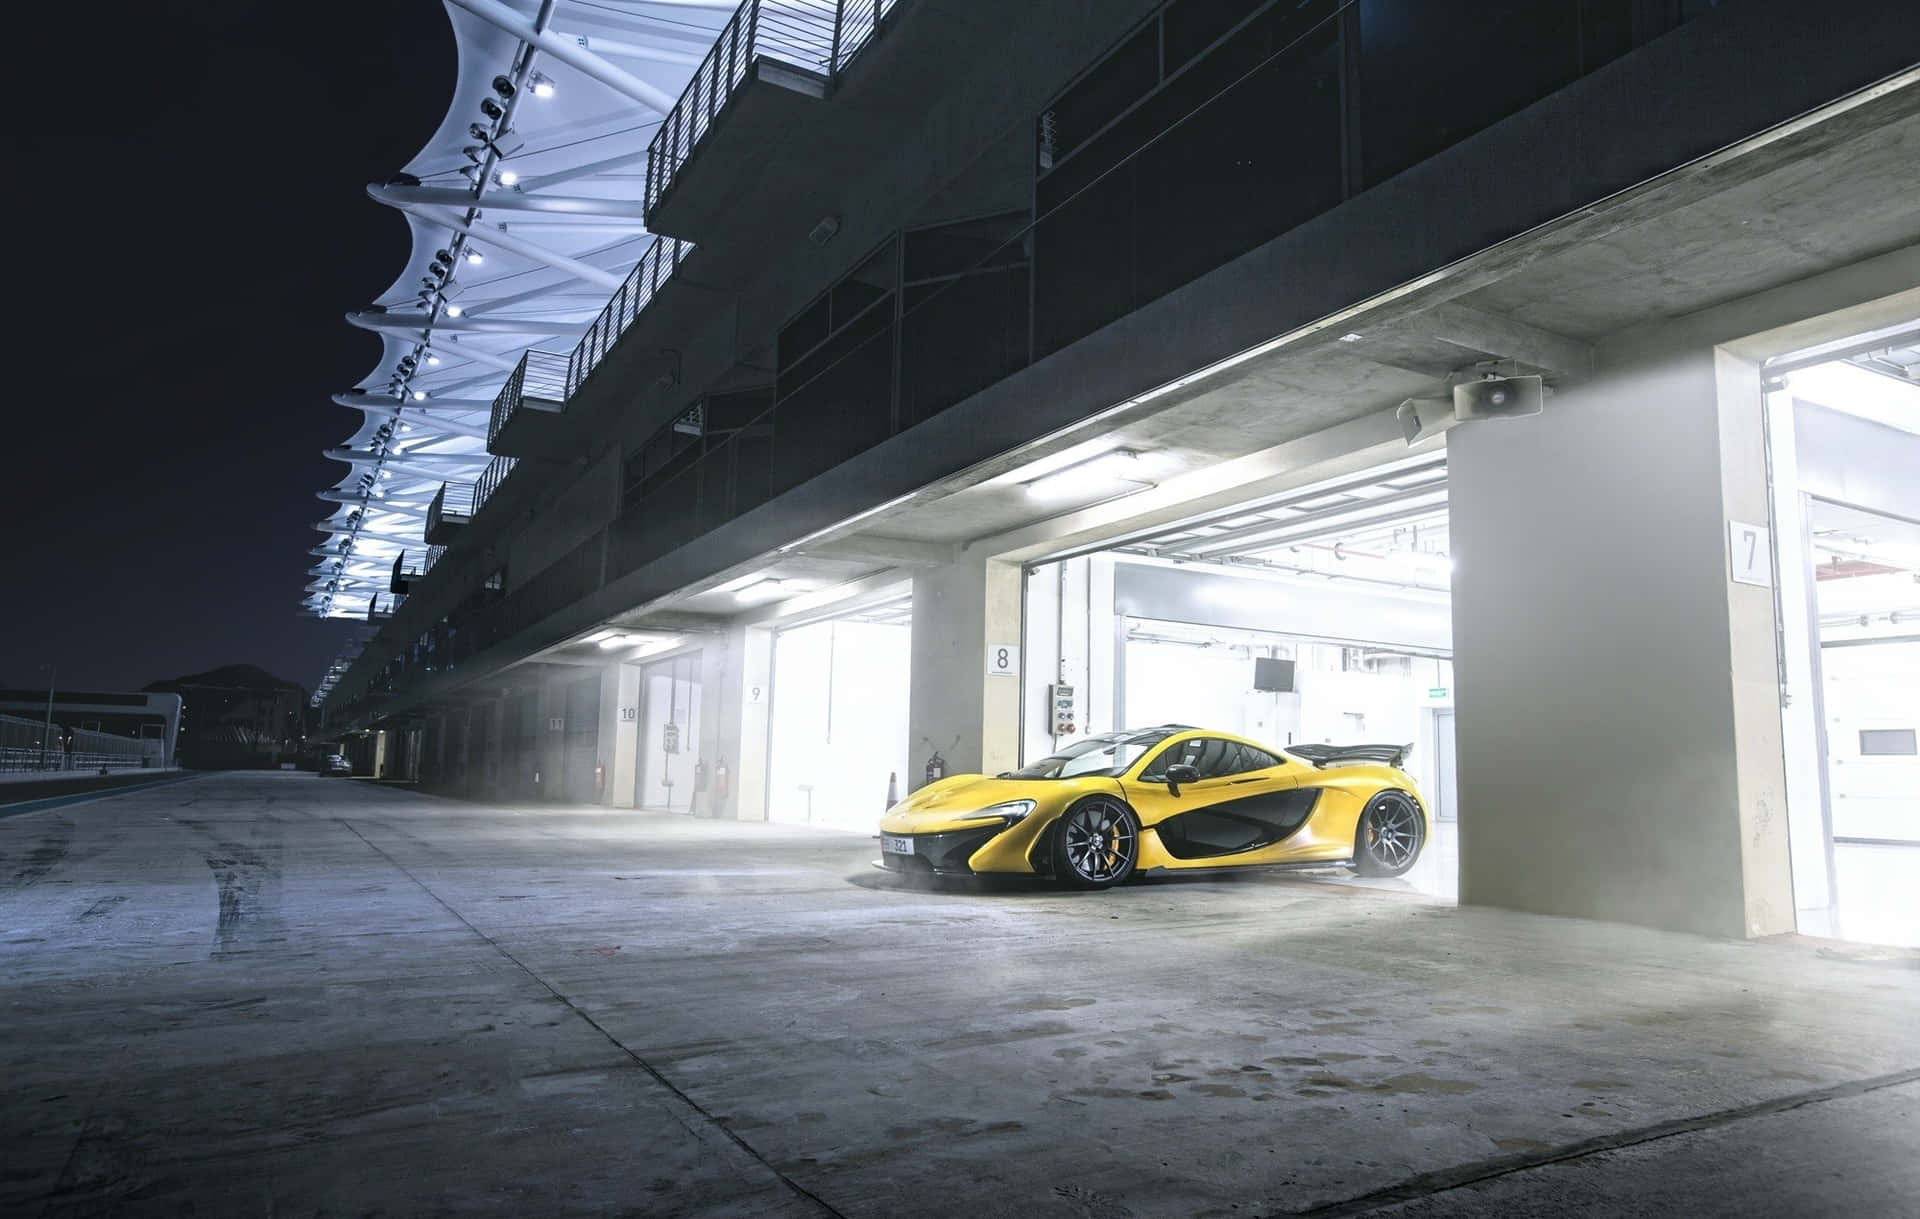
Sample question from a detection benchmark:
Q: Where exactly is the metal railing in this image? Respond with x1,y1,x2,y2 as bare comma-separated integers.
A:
644,0,898,216
488,349,575,449
1,713,153,773
426,480,475,540
474,453,519,515
570,236,693,398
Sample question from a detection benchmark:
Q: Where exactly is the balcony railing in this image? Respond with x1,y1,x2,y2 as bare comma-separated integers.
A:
488,349,573,450
571,236,692,398
425,481,475,544
474,453,518,515
643,0,898,217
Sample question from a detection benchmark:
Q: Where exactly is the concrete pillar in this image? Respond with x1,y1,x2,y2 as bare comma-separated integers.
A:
908,555,1023,784
1447,345,1794,939
535,679,566,802
606,662,642,807
711,624,774,821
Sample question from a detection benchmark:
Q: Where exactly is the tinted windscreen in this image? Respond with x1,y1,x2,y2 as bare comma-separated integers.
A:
1010,729,1175,779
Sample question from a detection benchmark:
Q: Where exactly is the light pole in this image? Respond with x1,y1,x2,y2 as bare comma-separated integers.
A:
39,663,55,772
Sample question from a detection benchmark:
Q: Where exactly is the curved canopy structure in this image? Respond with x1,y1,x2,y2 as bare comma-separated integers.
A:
307,0,730,618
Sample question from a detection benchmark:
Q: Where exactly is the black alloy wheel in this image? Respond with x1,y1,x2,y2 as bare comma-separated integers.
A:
1053,797,1140,889
1354,791,1424,877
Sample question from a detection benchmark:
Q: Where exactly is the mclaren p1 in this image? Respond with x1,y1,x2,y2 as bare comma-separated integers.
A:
877,726,1427,888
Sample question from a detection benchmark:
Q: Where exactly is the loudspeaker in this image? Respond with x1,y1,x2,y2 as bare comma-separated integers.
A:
1453,374,1543,421
1396,396,1455,445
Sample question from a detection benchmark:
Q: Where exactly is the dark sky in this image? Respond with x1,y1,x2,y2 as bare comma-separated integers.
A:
6,2,457,694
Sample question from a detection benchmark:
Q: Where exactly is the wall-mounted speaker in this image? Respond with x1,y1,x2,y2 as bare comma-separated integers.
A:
1453,374,1543,421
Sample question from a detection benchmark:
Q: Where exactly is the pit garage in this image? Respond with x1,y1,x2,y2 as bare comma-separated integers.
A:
765,588,914,833
1019,450,1460,899
1764,328,1920,946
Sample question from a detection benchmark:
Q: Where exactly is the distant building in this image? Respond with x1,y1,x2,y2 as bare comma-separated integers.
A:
143,666,306,770
0,689,180,768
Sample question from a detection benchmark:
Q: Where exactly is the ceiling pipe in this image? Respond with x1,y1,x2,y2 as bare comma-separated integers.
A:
347,310,587,337
369,182,651,221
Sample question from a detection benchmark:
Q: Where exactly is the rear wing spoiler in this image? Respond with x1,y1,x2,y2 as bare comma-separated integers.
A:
1287,742,1413,769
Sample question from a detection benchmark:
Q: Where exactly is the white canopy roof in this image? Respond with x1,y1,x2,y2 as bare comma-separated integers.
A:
307,0,731,618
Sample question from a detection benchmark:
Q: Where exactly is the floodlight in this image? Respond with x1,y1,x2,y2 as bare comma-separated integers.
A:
529,72,555,98
444,303,463,317
496,168,519,186
464,247,484,265
412,390,428,401
479,97,504,120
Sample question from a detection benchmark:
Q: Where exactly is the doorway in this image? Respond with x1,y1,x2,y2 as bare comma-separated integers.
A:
636,652,702,812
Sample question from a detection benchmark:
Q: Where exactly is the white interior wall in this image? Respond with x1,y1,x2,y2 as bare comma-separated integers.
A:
767,619,912,831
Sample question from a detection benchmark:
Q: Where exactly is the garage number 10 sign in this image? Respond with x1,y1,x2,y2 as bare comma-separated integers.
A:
987,644,1019,678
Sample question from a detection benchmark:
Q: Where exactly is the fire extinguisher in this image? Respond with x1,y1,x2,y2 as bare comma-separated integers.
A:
715,759,730,801
694,758,708,792
924,751,947,786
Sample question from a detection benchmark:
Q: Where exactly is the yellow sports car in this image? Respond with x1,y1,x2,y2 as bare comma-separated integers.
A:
878,726,1427,888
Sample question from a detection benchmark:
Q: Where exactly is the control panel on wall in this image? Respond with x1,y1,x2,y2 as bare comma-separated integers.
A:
1049,683,1077,737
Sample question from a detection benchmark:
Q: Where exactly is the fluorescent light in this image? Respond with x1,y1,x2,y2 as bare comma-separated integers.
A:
596,633,633,650
733,577,786,603
583,629,618,644
626,635,683,659
711,571,770,594
774,491,918,553
1025,449,1158,503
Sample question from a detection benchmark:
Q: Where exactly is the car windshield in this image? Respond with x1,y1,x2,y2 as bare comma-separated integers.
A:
1006,729,1177,780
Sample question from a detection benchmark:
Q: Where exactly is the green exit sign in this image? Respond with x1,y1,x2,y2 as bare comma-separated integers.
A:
1429,687,1449,699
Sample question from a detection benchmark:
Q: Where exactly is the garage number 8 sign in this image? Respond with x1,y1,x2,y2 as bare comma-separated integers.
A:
987,644,1019,678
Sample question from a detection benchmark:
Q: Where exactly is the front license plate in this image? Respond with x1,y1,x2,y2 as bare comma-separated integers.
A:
880,834,914,856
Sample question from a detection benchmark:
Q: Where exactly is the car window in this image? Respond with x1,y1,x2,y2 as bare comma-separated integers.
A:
1010,729,1174,779
1138,737,1237,781
1238,745,1285,771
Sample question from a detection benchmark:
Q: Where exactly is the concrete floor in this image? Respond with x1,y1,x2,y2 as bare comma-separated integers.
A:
2,774,1916,1217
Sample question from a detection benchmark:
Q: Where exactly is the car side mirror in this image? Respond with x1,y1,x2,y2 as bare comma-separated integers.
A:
1165,763,1200,796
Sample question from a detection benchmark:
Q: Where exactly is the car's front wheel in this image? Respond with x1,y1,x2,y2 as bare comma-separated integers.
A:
1052,797,1140,890
1354,791,1424,877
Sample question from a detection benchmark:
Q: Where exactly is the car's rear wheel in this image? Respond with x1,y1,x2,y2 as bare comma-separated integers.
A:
1053,797,1140,890
1354,791,1424,877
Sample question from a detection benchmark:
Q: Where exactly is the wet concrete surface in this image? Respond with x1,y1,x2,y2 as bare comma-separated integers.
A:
1,772,1915,1216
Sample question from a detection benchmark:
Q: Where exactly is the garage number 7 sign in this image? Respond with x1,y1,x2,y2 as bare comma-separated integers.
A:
1728,521,1771,588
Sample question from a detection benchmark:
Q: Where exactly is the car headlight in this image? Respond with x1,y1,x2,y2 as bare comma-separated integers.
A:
955,800,1036,825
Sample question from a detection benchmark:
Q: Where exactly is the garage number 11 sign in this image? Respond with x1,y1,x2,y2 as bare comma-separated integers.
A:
1728,521,1771,588
987,644,1019,678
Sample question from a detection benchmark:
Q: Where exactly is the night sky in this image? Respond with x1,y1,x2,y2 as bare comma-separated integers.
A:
7,2,458,694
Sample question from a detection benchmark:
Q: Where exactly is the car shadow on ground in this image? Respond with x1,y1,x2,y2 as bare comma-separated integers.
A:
843,862,1419,899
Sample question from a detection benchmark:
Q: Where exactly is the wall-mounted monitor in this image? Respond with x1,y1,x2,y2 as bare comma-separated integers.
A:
1253,657,1296,693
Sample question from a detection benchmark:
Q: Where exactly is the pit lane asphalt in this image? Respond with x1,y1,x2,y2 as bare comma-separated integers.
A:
3,772,1915,1216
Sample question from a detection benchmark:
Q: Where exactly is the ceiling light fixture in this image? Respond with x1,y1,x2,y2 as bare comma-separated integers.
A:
464,247,485,265
732,577,786,603
412,390,429,401
1025,449,1157,503
529,72,555,99
444,303,463,317
496,168,519,187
